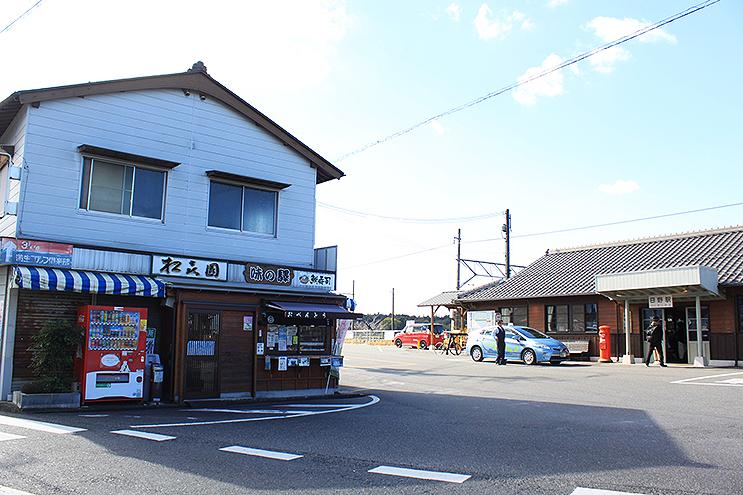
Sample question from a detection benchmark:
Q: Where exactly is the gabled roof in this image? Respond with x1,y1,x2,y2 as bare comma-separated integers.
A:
0,62,344,184
458,225,743,302
418,290,465,308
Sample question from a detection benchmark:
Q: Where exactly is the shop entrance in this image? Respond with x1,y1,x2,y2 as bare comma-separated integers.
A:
184,311,221,399
642,308,688,364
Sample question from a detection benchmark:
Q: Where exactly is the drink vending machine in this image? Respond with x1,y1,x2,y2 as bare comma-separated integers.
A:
76,305,148,403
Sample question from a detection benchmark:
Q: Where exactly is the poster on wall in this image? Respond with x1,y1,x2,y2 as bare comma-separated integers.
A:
243,316,253,331
278,356,288,371
256,343,264,355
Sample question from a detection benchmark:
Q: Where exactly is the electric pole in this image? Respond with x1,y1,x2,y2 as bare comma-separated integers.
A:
503,209,511,278
456,229,461,290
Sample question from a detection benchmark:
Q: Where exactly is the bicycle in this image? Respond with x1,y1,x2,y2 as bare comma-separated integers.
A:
433,333,462,355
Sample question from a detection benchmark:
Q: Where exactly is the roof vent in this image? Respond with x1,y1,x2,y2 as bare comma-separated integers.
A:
188,61,207,74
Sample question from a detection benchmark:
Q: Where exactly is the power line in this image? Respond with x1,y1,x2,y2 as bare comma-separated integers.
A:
333,0,720,163
0,0,46,35
337,201,743,270
318,201,503,224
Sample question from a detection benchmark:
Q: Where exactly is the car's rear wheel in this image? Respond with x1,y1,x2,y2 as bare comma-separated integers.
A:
394,339,402,348
471,346,483,362
419,340,428,350
522,349,537,365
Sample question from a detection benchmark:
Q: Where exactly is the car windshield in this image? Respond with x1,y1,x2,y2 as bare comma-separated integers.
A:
517,327,549,339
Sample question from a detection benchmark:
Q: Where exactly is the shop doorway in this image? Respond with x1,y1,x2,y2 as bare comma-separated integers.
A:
641,308,688,364
184,311,221,399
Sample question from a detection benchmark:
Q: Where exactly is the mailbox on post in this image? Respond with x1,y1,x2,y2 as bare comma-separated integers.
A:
598,325,612,362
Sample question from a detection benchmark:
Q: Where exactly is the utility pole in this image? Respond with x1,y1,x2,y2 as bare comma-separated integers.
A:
503,209,511,278
456,229,461,290
391,288,395,331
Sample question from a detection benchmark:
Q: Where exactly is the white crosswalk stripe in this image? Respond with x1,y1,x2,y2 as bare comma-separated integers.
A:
111,429,175,441
220,445,302,461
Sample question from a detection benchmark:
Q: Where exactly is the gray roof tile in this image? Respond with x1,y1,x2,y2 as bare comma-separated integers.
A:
458,225,743,302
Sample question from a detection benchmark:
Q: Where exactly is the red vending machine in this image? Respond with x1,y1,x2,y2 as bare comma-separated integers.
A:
76,305,148,403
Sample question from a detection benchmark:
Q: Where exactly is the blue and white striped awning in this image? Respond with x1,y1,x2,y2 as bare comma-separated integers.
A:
13,266,166,297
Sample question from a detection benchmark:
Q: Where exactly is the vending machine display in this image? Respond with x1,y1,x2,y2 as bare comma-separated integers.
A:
76,305,148,403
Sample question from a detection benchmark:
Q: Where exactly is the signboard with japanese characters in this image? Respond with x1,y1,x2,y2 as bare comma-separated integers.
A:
243,263,335,290
1,238,73,268
649,295,673,308
152,254,227,281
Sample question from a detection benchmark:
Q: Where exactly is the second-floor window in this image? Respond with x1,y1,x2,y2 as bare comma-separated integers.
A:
208,181,277,235
80,157,165,220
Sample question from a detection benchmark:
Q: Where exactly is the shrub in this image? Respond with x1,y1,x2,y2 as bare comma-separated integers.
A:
28,320,84,393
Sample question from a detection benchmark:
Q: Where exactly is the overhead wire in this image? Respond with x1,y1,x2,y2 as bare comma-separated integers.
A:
333,0,721,163
337,201,743,270
0,0,46,35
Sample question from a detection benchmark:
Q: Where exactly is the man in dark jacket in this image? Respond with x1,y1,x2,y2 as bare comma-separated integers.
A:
494,320,506,365
646,316,667,367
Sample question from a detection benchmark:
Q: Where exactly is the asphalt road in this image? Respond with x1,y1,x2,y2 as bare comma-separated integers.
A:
0,343,741,495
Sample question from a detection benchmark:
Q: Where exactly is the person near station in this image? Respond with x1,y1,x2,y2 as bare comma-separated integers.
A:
493,319,506,365
645,315,667,367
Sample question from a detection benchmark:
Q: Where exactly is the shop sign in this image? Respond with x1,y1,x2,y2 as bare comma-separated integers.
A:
152,254,227,281
1,238,73,268
243,263,335,290
649,295,673,308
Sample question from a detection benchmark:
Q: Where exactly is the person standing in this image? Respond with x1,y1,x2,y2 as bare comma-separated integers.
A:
646,316,667,367
494,320,506,365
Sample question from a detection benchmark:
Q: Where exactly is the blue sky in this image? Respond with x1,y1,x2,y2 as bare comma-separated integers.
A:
2,0,740,317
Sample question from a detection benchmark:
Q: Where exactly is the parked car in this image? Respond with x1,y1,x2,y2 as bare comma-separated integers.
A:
393,323,445,350
465,325,570,365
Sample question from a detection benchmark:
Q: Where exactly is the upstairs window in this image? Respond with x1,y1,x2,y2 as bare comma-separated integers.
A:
206,171,289,236
78,146,175,221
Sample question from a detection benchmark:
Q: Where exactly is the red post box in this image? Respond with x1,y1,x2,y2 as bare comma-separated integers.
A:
598,325,612,362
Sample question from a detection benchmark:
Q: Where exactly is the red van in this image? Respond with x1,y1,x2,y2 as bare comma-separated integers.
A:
393,323,446,350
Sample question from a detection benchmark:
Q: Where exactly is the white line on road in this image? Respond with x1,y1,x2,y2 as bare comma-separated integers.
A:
0,432,26,441
220,445,303,461
369,465,471,484
111,429,176,441
571,488,647,495
671,371,743,387
0,486,36,495
132,395,380,429
0,416,86,434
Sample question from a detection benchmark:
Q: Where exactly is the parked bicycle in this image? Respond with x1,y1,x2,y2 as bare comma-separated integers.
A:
433,332,462,355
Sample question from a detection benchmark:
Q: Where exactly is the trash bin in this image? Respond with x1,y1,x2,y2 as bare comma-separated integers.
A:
150,363,164,403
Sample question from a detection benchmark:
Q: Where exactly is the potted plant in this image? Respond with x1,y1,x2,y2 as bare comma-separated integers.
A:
13,319,84,410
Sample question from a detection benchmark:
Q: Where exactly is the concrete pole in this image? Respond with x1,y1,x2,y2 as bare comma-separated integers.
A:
622,299,633,364
694,295,707,367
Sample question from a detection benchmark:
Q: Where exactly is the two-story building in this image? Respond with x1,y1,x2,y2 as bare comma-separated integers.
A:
0,62,359,404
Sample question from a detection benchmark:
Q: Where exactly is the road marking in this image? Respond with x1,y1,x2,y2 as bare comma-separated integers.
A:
0,432,26,441
132,395,380,429
671,371,743,387
368,465,470,484
0,416,85,434
0,486,36,495
111,429,175,441
571,488,647,495
220,445,302,461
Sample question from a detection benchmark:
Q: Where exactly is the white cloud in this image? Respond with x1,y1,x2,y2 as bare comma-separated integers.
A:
474,5,531,40
585,17,676,73
512,53,565,106
445,3,462,21
597,180,640,195
429,120,450,134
